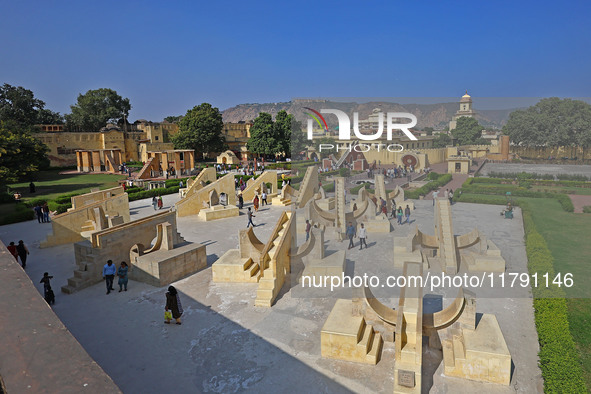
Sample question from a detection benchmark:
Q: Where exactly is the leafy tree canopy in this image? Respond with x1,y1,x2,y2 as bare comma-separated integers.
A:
503,97,591,147
451,117,483,145
432,133,452,148
313,136,337,158
248,110,309,159
65,88,131,131
0,121,49,188
172,103,225,158
164,115,183,123
0,83,62,131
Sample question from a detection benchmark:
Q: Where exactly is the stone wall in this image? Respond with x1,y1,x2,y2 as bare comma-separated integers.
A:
41,193,130,248
71,186,126,209
0,241,121,393
175,173,236,217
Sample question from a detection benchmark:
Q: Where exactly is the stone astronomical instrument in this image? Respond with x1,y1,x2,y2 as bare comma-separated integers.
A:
402,154,418,167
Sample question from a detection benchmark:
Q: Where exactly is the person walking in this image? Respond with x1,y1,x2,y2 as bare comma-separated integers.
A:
238,193,244,209
165,286,183,325
102,260,116,294
16,240,29,269
404,205,411,224
158,195,163,209
152,196,158,210
7,242,18,261
117,262,129,292
358,223,368,250
397,206,404,225
246,207,256,228
390,199,397,218
346,222,356,250
432,189,439,206
449,189,454,205
40,272,54,305
261,191,267,206
253,195,259,212
305,220,311,242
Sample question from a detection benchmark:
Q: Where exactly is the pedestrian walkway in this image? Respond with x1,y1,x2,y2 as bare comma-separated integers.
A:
424,174,468,200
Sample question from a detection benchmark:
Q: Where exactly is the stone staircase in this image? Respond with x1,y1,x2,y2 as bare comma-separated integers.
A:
335,178,346,234
321,299,383,364
295,165,316,208
61,242,98,294
136,157,155,179
254,212,292,307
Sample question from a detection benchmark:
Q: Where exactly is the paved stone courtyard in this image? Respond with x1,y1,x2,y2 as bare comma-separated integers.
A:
0,193,543,393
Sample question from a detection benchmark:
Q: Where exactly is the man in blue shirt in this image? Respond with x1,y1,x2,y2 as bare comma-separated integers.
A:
102,260,117,294
346,222,356,250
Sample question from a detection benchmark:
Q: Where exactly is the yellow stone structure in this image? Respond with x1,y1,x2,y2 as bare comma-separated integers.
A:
294,165,319,208
449,90,477,131
321,299,383,365
241,171,278,201
179,167,217,198
175,173,236,217
61,210,185,294
41,188,130,248
216,150,240,165
135,150,195,179
129,222,207,287
212,211,294,308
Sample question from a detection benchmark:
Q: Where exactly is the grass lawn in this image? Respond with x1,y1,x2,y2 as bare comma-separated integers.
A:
461,178,591,389
8,170,127,202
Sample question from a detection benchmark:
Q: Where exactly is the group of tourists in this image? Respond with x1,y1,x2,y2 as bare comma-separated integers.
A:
102,260,129,294
101,260,184,325
6,240,30,268
431,188,454,205
33,203,51,223
151,195,164,210
345,222,368,250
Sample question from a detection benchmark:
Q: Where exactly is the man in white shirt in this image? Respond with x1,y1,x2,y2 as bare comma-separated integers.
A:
432,189,439,206
358,223,368,250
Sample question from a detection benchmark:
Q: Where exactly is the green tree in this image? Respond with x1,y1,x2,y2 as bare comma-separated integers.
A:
164,115,183,123
274,110,309,158
65,88,131,131
172,103,225,159
432,133,452,148
0,83,46,131
451,117,483,145
503,98,591,148
423,127,434,136
37,109,64,125
0,122,49,188
247,112,278,158
313,136,337,158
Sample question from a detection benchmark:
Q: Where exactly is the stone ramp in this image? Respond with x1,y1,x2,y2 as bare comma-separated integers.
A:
241,171,278,201
175,173,236,217
435,199,459,274
136,157,155,179
295,165,318,208
255,211,293,307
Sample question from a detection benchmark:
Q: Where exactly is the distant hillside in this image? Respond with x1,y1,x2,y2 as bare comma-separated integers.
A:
221,100,516,129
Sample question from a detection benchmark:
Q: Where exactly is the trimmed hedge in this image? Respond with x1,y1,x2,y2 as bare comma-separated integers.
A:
521,206,586,392
128,186,180,202
406,173,452,199
582,206,591,214
454,191,586,391
0,204,35,225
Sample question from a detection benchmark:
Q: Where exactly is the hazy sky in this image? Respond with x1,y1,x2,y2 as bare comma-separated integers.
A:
1,0,590,121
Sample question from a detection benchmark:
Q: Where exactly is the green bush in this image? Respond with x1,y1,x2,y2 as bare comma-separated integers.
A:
406,173,452,199
322,182,335,193
350,182,371,195
582,206,591,213
128,186,180,202
0,204,35,225
556,173,590,181
521,207,586,392
339,167,350,177
555,194,574,213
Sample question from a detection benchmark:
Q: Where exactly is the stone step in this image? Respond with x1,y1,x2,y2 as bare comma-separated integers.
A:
357,322,373,353
242,257,254,270
249,263,260,277
67,276,84,288
366,331,383,364
73,270,90,279
267,245,278,258
258,278,275,290
61,285,75,294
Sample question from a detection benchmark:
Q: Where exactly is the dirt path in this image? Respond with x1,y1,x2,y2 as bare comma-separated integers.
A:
569,194,591,213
